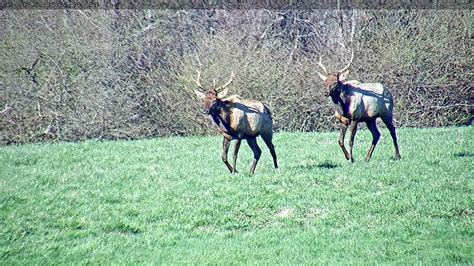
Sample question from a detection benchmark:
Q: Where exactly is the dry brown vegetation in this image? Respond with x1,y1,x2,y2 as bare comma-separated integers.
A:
0,9,472,144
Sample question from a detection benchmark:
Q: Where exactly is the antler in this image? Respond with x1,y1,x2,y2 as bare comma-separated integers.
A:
338,50,354,74
192,70,203,89
316,56,328,81
216,72,235,92
317,56,328,74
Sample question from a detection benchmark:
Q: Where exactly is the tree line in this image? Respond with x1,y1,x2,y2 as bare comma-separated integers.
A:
1,9,471,144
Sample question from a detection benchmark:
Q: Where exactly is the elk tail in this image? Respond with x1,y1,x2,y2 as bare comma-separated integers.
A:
263,105,273,118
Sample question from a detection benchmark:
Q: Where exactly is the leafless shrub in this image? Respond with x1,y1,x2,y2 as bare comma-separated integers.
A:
0,10,471,144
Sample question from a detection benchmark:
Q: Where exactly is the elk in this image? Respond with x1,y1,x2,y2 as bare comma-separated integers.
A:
316,51,401,162
192,71,278,174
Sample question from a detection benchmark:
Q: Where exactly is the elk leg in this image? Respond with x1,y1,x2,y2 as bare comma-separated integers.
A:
382,116,401,160
338,122,350,160
261,134,278,169
232,139,242,174
222,137,235,173
247,138,262,174
348,120,358,163
365,119,381,162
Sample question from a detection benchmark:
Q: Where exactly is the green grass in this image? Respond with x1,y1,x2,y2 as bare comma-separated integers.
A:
1,126,473,264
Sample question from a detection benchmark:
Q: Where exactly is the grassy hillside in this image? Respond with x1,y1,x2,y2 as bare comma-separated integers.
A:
1,126,472,264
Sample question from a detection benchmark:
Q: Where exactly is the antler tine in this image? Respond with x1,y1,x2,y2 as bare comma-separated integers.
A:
338,50,354,74
317,56,328,74
217,71,235,91
213,79,216,90
192,70,203,89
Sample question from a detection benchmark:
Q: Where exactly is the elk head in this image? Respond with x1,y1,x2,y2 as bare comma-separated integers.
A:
316,51,354,97
193,70,235,114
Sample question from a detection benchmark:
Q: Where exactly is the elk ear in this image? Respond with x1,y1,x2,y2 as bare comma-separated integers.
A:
338,70,350,81
217,88,229,98
194,90,206,100
316,71,327,81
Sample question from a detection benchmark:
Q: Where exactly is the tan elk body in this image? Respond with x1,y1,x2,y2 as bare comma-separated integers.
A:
316,51,401,162
193,71,278,174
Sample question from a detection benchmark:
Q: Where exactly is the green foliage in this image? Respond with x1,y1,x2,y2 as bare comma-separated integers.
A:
1,126,472,263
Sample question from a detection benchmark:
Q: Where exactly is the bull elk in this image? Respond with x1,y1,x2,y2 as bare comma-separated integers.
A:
192,71,278,174
316,51,401,162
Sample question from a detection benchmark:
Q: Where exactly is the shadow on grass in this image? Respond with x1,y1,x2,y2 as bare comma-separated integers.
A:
454,151,474,158
294,161,339,170
107,221,143,234
317,161,339,169
431,208,473,219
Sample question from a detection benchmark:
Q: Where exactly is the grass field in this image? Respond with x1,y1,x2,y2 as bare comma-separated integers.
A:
1,126,473,264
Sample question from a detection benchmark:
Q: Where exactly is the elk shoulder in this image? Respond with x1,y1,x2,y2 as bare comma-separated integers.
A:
344,82,393,120
220,95,271,138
